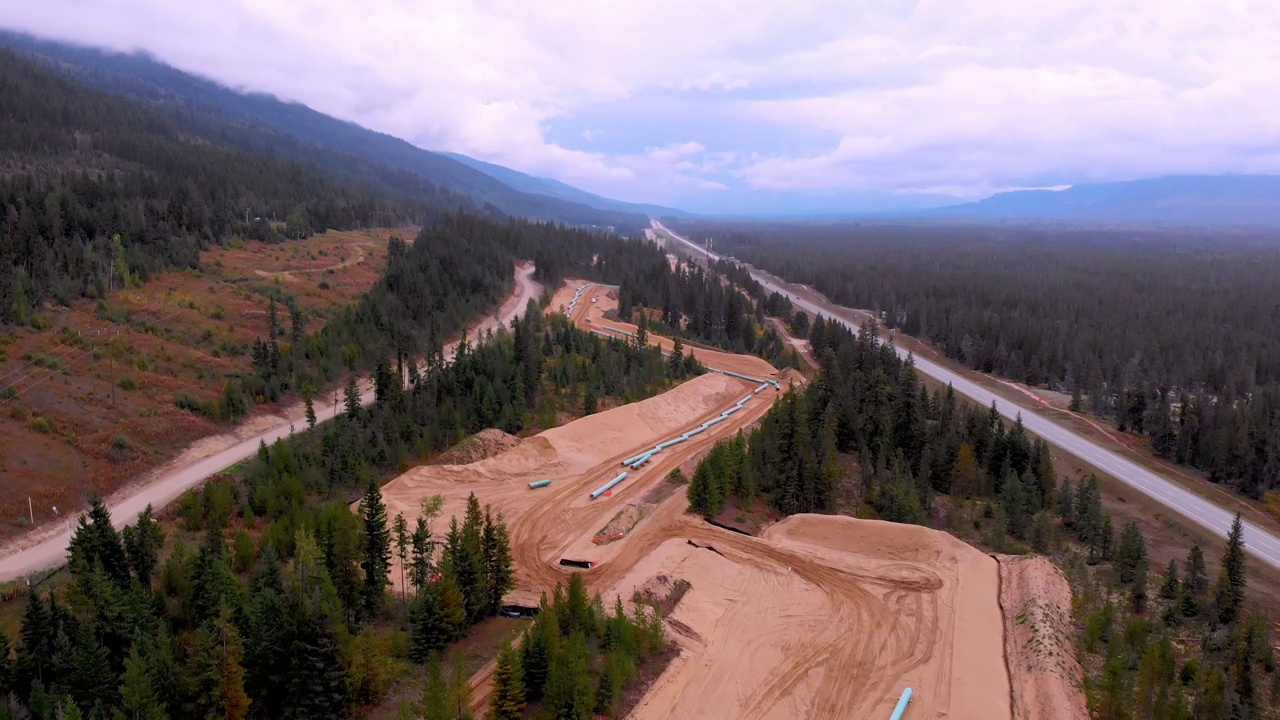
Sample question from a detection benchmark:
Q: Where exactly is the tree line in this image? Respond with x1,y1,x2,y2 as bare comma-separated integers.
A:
685,308,1278,717
667,219,1280,499
689,315,1058,536
0,48,469,324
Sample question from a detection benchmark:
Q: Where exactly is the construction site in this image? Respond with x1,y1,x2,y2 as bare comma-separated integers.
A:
375,278,1083,720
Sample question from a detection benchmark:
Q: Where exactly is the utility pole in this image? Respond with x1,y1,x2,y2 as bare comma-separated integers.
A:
28,497,34,525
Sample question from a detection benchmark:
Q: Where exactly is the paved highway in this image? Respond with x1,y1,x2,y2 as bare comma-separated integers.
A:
653,220,1280,570
0,265,542,582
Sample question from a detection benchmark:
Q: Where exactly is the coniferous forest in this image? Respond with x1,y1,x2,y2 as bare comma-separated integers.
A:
687,314,1277,718
668,219,1280,499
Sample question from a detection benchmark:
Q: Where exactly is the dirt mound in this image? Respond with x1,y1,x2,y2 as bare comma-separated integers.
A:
997,555,1087,720
431,428,520,466
763,513,970,564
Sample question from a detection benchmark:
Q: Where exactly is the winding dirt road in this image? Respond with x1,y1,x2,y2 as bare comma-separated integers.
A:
0,264,542,582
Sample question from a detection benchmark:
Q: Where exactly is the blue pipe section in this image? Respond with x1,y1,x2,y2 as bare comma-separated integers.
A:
889,688,913,720
590,472,628,499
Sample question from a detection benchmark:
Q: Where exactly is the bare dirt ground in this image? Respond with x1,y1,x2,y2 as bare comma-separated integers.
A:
607,517,1011,720
0,264,541,582
385,281,1014,719
570,283,780,380
995,555,1087,720
0,227,412,539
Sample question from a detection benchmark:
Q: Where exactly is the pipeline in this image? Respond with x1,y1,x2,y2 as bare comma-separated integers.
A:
606,326,637,338
755,382,769,393
889,688,913,720
528,479,552,489
590,471,629,499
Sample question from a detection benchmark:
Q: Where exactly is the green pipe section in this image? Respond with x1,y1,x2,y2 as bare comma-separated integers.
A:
528,479,552,489
889,688,913,720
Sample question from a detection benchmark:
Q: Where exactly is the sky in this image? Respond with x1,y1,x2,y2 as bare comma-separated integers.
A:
5,1,1280,212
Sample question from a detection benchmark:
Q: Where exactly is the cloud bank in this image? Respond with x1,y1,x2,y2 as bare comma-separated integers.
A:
5,0,1278,210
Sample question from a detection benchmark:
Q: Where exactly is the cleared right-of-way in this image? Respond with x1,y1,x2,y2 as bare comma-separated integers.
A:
652,220,1280,571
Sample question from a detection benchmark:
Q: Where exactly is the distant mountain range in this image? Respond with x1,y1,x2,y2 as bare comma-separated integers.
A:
0,31,663,231
2,31,1274,228
929,175,1280,226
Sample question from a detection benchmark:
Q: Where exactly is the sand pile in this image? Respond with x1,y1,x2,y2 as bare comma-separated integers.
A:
597,515,1011,720
997,555,1088,720
430,428,521,466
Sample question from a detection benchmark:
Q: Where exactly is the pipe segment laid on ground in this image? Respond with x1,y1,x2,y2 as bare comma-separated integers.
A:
590,472,629,499
888,688,913,720
528,479,551,489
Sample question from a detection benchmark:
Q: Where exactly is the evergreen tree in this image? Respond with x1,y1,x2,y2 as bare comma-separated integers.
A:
1184,545,1209,600
393,513,409,603
582,388,597,416
112,646,167,720
344,376,362,421
1211,513,1247,625
1159,559,1181,601
520,610,556,703
358,478,392,618
417,655,450,720
409,584,451,664
544,632,594,720
122,505,164,589
193,609,250,720
488,643,525,720
481,509,514,616
304,394,317,430
1056,477,1076,528
409,516,433,591
283,610,349,720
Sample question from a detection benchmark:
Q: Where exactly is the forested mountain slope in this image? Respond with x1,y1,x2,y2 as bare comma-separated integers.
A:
0,31,649,231
0,47,465,324
669,219,1280,498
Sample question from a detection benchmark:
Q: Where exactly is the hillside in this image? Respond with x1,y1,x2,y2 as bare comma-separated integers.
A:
933,175,1280,225
0,31,650,232
440,151,687,218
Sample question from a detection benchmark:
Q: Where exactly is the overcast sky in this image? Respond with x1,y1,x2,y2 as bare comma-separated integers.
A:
5,1,1279,210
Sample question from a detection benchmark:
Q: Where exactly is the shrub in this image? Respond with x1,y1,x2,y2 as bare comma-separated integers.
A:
117,376,138,391
26,416,54,434
318,281,331,290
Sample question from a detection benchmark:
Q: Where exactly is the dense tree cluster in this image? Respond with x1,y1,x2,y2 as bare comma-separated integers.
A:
689,316,1058,538
0,48,463,324
668,219,1280,498
494,575,666,719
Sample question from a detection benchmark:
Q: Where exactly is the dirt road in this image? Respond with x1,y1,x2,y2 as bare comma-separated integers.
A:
381,278,1012,719
0,264,542,582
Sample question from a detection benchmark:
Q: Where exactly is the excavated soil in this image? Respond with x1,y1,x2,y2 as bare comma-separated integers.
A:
996,555,1088,720
386,280,1013,719
430,428,521,466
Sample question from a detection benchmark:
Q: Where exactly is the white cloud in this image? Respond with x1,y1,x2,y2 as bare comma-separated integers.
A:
3,0,1279,205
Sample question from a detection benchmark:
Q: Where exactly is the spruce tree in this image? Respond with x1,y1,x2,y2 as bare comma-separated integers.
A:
482,509,514,616
358,478,392,618
409,583,451,664
122,505,164,589
409,516,433,590
304,393,316,430
520,610,557,702
113,646,166,720
544,631,594,720
344,376,362,420
488,643,526,720
393,513,409,603
1211,513,1247,625
1159,559,1181,601
418,655,450,720
1184,545,1208,599
196,609,250,720
1056,478,1076,528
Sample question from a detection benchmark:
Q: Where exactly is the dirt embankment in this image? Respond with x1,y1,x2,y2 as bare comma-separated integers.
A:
995,555,1087,720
